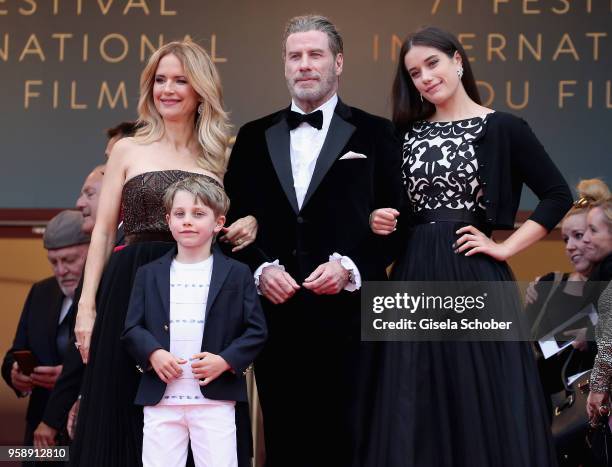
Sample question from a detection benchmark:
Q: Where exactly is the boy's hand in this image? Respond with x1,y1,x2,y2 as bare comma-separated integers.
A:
149,349,186,384
191,352,230,386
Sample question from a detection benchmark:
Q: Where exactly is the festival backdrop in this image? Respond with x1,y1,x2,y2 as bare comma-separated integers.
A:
0,0,610,209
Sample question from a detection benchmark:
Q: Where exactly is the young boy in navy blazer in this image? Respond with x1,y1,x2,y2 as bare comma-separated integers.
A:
122,176,267,467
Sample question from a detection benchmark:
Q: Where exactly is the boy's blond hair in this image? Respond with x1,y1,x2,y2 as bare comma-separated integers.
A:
163,176,230,218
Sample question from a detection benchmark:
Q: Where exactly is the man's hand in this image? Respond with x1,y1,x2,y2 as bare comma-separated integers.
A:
303,260,349,295
149,349,186,384
10,361,33,394
30,365,62,390
33,422,57,448
67,399,80,439
191,352,230,386
260,265,300,304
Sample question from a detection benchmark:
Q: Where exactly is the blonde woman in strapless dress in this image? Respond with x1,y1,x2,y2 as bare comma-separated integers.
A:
69,41,256,467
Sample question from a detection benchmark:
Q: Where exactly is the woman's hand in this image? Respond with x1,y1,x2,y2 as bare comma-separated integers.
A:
587,391,610,423
370,208,399,235
219,215,258,252
524,276,541,305
74,304,96,364
454,225,511,261
564,327,588,352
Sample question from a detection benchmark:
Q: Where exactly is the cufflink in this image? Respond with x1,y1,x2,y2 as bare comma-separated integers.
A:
136,365,144,374
347,269,355,284
164,324,169,332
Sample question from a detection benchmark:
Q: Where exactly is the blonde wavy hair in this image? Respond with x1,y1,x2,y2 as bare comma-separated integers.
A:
135,41,230,178
566,178,612,230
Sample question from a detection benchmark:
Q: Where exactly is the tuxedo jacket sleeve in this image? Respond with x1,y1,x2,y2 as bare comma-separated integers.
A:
223,125,272,270
2,278,66,427
2,283,37,398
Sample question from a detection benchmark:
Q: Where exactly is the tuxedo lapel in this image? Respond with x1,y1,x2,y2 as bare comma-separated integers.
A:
205,252,232,321
302,102,356,209
265,113,300,214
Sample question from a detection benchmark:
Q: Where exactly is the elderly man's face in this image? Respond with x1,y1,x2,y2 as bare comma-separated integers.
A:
76,167,104,234
284,30,343,113
47,244,89,298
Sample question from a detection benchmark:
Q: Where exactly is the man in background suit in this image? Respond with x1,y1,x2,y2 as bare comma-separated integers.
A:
2,211,90,459
32,121,138,446
224,15,403,467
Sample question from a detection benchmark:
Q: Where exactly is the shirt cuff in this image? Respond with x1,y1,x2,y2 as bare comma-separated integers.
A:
254,260,284,295
330,253,362,292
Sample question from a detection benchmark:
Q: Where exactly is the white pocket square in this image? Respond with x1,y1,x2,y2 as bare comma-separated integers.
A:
339,151,367,160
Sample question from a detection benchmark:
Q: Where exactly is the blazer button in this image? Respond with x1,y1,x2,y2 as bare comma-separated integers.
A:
484,199,491,206
164,324,169,332
297,216,305,224
292,249,297,257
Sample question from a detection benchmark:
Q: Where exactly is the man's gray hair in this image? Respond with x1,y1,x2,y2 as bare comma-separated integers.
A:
282,15,343,57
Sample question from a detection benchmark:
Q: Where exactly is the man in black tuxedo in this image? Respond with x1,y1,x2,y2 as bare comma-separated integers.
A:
224,15,403,467
2,211,90,458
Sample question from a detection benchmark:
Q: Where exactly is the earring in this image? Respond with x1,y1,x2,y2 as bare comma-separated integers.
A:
197,103,203,115
457,67,464,79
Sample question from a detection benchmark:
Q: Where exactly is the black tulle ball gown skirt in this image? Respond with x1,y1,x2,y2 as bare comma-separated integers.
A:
365,219,557,467
69,241,174,467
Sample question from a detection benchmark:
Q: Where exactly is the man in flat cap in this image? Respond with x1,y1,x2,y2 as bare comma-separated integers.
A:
2,210,90,457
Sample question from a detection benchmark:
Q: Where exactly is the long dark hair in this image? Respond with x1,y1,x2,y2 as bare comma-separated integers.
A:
392,27,481,131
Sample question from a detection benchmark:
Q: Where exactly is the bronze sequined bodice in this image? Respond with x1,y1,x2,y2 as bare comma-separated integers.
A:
121,170,221,243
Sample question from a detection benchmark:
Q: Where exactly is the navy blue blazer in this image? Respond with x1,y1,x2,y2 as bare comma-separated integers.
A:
121,247,267,406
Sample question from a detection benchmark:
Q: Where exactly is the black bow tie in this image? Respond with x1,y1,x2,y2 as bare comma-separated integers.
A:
287,110,323,130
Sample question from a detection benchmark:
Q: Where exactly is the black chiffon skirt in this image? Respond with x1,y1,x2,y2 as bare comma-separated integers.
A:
69,241,175,467
365,220,557,467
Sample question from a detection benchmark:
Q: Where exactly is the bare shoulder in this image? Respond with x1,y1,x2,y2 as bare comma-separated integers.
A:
108,137,137,165
110,137,153,172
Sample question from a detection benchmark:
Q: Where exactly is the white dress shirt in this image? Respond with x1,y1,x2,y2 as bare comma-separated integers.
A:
254,94,362,292
290,94,337,209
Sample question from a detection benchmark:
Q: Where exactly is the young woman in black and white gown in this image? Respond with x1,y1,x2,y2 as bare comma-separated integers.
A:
366,27,572,467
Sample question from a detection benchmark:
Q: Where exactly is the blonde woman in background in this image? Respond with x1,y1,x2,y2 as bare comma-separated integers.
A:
526,181,608,429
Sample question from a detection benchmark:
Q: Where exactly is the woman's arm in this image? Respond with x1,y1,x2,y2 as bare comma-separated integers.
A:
74,140,129,363
455,219,547,261
456,116,571,260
